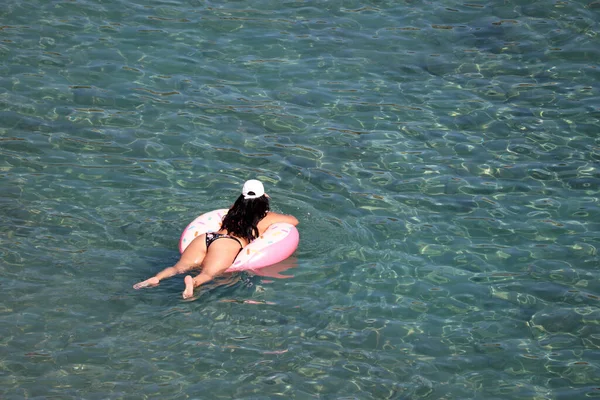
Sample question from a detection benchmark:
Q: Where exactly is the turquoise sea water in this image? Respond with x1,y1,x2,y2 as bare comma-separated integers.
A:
1,0,600,398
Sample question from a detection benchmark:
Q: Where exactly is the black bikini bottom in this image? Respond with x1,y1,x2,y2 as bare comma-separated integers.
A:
205,232,243,250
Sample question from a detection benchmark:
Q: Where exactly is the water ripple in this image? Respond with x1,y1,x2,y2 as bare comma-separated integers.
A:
1,0,600,398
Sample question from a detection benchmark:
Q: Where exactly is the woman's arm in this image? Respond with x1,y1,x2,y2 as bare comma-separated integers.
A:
266,211,299,226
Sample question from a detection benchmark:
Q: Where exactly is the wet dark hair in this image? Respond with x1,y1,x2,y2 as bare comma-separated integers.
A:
221,194,270,242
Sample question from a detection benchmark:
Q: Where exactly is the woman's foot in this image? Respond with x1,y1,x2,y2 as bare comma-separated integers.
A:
133,277,159,289
182,275,195,299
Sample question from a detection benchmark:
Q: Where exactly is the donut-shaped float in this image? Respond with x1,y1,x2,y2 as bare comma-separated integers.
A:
179,209,299,272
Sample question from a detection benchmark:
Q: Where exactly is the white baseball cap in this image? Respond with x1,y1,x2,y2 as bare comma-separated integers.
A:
242,179,265,199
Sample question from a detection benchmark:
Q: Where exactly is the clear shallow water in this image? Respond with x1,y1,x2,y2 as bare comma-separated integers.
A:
1,0,599,398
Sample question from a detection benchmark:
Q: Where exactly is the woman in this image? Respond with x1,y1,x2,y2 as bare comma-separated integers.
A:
133,179,299,299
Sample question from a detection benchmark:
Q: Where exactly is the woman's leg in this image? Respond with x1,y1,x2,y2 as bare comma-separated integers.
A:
182,239,241,299
133,234,208,289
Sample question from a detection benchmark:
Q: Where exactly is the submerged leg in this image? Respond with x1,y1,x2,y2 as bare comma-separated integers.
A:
183,275,195,299
133,234,208,289
182,239,241,299
133,276,160,290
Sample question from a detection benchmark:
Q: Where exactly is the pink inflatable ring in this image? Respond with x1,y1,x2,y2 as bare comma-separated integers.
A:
178,209,299,272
